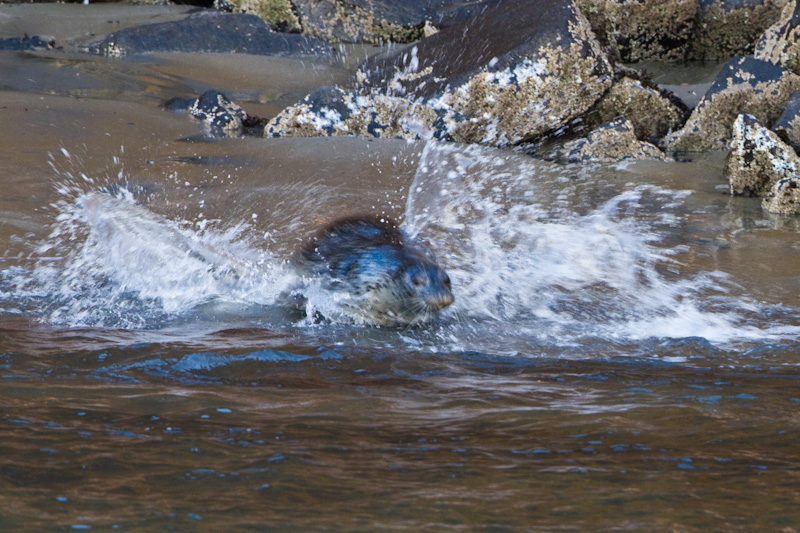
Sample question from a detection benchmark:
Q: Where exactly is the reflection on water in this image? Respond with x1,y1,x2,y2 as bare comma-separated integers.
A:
1,7,800,529
1,342,799,530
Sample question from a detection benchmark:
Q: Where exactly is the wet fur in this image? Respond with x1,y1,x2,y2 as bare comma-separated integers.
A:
293,215,454,325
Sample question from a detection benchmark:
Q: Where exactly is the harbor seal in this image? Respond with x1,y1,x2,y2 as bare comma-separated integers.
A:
293,215,454,325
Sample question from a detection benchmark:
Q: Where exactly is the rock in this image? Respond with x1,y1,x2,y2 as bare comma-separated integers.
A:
577,0,784,62
86,10,329,57
166,90,266,137
362,0,614,147
190,91,248,136
590,76,688,143
755,0,800,73
771,90,800,151
763,176,800,214
691,0,785,60
724,113,800,197
662,56,800,152
266,86,354,137
575,0,697,62
288,0,493,44
214,0,302,33
271,0,613,147
556,119,672,163
0,35,55,51
266,85,432,139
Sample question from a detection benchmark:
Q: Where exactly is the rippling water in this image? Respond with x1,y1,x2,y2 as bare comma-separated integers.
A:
1,7,800,529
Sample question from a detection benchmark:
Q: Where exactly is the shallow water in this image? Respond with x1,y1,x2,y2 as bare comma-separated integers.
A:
1,5,800,530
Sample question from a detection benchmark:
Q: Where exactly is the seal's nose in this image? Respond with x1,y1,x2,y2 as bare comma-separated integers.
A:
428,290,454,311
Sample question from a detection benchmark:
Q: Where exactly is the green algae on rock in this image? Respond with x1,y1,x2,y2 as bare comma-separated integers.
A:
289,0,436,43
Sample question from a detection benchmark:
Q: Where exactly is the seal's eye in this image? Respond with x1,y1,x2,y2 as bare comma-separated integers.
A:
410,271,428,287
442,274,451,290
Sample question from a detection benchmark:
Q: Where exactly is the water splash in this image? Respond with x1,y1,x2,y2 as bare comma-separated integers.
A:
404,141,779,344
5,149,297,328
2,142,797,347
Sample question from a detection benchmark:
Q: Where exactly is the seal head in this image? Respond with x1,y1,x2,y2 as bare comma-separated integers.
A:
294,215,454,325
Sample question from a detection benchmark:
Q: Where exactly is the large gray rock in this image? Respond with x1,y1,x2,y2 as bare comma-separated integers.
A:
269,0,613,147
86,10,329,57
755,0,800,73
724,113,800,196
662,56,800,152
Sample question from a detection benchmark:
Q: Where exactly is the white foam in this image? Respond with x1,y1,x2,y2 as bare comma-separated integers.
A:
21,187,295,327
404,141,769,345
4,142,796,347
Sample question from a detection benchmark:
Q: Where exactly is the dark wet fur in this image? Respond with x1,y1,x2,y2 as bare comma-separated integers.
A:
293,215,454,325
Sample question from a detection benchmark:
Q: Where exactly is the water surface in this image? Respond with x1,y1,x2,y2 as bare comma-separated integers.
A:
1,5,799,530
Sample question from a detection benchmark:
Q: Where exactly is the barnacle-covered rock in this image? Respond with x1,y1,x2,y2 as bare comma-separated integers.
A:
577,0,784,62
166,90,266,138
361,0,612,146
662,56,800,152
724,113,800,197
556,119,672,163
575,0,697,62
763,176,800,214
265,85,438,139
590,76,688,142
190,91,249,136
755,0,800,73
692,0,785,60
269,0,613,147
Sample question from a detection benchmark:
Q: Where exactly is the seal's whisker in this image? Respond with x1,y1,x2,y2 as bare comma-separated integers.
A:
449,306,465,328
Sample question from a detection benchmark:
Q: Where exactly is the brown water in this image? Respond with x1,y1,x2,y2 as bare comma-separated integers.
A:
1,6,799,531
